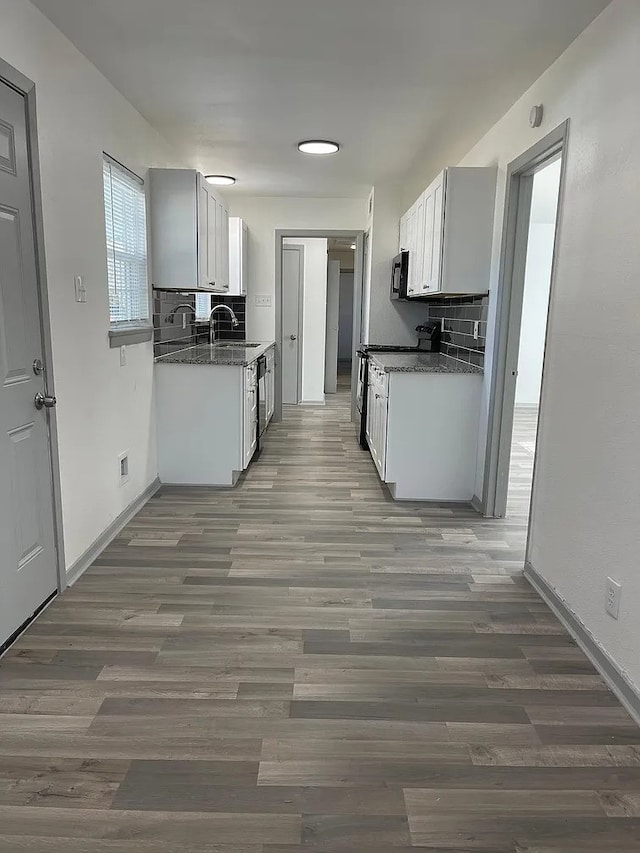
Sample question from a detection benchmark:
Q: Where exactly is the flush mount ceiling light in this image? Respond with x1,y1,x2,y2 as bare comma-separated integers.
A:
298,140,340,155
204,175,236,186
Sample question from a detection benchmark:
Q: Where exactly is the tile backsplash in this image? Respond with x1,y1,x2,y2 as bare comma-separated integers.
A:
152,291,246,358
427,294,489,369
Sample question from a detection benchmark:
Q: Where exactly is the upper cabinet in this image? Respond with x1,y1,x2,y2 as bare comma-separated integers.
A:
399,167,496,297
228,216,248,297
149,169,230,292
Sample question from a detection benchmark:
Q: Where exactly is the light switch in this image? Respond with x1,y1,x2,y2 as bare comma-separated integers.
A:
74,275,87,303
120,346,127,367
255,295,272,307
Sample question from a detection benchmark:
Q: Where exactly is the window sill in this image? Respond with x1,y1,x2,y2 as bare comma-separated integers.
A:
108,325,153,347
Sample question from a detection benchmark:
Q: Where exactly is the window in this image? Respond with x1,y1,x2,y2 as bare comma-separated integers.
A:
103,156,150,332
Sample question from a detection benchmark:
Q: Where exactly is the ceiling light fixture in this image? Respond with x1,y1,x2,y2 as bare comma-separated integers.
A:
298,140,340,155
204,175,236,186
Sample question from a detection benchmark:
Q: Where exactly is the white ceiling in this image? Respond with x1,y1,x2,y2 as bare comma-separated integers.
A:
31,0,610,197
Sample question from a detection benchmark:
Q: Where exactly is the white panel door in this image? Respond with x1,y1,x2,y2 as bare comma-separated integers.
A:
281,245,302,404
0,81,58,647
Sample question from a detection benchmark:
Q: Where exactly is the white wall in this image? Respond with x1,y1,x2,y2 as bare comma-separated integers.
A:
338,272,354,360
284,237,328,403
405,0,640,692
0,0,182,572
515,160,561,407
228,197,367,342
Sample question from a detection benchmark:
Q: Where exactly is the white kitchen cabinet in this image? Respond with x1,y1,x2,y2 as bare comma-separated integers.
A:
155,346,275,486
243,363,258,468
228,217,248,296
150,169,229,293
265,347,275,424
400,167,496,297
366,361,389,479
366,358,482,501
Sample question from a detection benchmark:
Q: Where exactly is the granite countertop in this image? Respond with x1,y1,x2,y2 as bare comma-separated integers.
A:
369,352,483,375
155,341,275,367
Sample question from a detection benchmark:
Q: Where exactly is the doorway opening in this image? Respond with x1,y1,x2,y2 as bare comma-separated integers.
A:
275,229,364,423
326,239,356,397
483,121,568,524
507,158,562,518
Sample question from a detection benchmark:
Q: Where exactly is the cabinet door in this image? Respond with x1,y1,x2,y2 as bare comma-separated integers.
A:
216,198,229,292
421,171,445,294
243,368,258,468
377,390,388,478
198,182,209,289
413,194,425,295
365,377,375,451
399,212,408,252
405,206,417,295
240,220,248,296
206,192,218,288
266,351,275,423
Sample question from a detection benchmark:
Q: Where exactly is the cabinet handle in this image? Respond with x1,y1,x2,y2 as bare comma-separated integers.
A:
209,281,216,288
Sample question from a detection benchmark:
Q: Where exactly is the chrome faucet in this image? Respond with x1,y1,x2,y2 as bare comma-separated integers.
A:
209,304,239,345
168,303,196,327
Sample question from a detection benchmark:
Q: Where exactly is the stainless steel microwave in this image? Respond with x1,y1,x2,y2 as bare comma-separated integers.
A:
390,251,409,300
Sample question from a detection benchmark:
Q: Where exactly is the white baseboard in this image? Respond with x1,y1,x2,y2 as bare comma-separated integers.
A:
65,477,161,587
524,561,640,727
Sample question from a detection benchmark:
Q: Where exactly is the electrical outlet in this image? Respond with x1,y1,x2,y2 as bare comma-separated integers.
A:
605,577,621,619
473,320,480,341
74,275,87,303
118,452,129,486
255,295,272,307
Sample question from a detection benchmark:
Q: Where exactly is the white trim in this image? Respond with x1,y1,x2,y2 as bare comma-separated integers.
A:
525,562,640,727
66,478,161,586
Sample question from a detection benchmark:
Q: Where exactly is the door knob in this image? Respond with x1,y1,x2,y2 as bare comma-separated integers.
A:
34,392,57,410
289,334,297,341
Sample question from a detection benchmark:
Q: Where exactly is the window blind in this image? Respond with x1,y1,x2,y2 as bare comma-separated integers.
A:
103,157,149,326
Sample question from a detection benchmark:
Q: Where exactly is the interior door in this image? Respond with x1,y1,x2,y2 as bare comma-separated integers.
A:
282,245,303,404
324,259,340,394
0,79,58,647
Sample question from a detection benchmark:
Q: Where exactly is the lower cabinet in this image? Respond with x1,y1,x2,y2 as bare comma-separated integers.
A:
366,362,388,479
243,364,258,468
155,348,275,486
366,362,483,501
265,348,275,424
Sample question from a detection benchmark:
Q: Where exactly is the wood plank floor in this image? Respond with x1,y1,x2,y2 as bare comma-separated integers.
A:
1,377,640,851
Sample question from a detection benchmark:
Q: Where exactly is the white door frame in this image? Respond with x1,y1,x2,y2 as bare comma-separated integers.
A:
0,58,65,599
482,120,569,521
274,229,364,422
281,243,305,404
